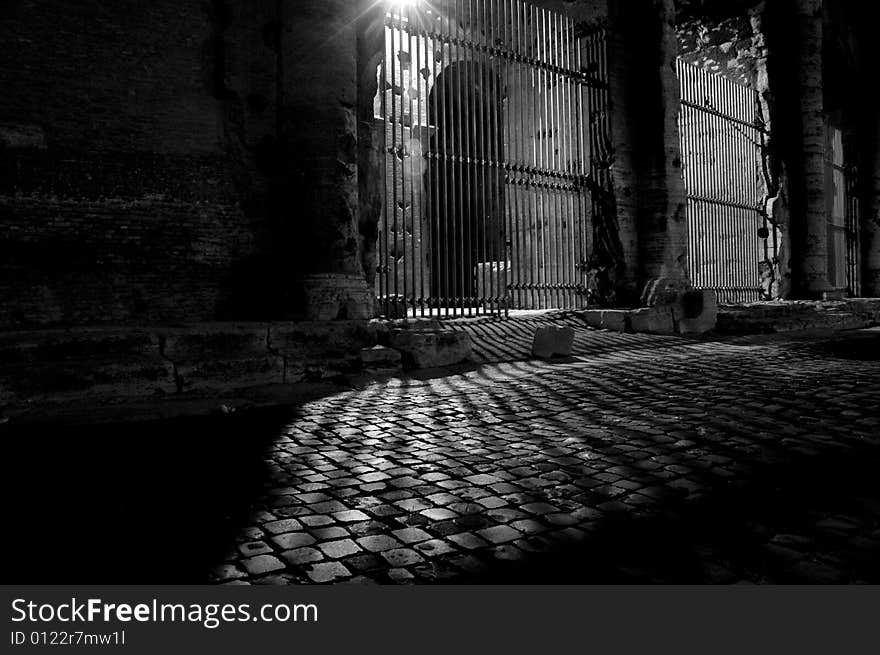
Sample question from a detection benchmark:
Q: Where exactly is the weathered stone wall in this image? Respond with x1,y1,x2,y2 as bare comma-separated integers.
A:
0,0,281,328
0,321,386,420
0,0,384,329
280,0,373,320
676,0,758,84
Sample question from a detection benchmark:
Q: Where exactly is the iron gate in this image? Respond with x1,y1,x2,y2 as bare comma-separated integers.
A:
825,123,860,295
677,60,775,303
376,0,609,318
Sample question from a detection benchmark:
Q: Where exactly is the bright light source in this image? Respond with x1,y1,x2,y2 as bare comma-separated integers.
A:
389,0,419,7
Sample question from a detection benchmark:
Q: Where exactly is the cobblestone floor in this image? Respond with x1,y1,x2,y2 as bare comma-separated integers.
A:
206,328,880,584
5,327,879,584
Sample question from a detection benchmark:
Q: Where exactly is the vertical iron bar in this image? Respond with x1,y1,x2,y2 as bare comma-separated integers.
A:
415,9,427,315
564,16,574,308
555,13,565,307
549,10,559,308
424,12,436,316
499,0,511,314
440,8,452,316
405,7,418,315
513,0,525,311
533,1,540,309
523,0,536,309
452,0,462,316
505,0,517,310
464,0,475,316
390,18,400,310
398,13,410,314
516,0,527,310
486,0,497,313
458,0,469,316
380,17,389,316
575,29,587,305
475,0,488,315
535,7,547,309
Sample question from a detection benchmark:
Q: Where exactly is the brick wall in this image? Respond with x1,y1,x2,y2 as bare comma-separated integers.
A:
0,0,281,329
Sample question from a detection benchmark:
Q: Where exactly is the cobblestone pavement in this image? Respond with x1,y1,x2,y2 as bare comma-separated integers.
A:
6,327,879,584
205,328,880,585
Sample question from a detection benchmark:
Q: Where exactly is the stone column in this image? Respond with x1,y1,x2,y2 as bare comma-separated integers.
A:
750,3,793,299
280,0,373,320
608,0,689,306
864,114,880,296
791,0,829,297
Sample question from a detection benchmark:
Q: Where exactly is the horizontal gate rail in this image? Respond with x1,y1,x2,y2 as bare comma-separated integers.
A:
384,13,608,89
679,98,767,132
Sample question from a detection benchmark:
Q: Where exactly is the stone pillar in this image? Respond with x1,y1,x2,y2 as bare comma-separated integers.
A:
864,114,880,296
795,0,829,297
356,3,386,292
280,0,373,320
607,0,689,305
602,0,641,305
750,3,793,299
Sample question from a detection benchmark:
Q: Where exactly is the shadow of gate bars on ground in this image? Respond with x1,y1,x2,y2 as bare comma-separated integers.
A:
375,0,609,318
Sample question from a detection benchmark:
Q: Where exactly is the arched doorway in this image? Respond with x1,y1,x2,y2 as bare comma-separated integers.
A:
426,60,504,310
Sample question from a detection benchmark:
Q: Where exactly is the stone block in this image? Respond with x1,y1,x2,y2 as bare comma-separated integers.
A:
303,273,374,321
600,310,630,332
269,321,379,357
360,345,402,368
843,299,880,323
157,325,282,391
0,328,177,401
531,327,575,358
629,289,717,335
389,329,472,369
629,306,676,335
674,289,718,335
0,327,158,364
159,325,269,362
580,309,604,328
174,357,284,392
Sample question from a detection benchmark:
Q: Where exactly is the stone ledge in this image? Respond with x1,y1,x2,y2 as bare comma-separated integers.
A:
0,321,383,418
716,299,880,334
576,289,718,336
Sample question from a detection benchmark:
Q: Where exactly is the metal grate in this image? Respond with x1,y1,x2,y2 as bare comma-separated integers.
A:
677,60,775,304
375,0,608,318
825,124,860,296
